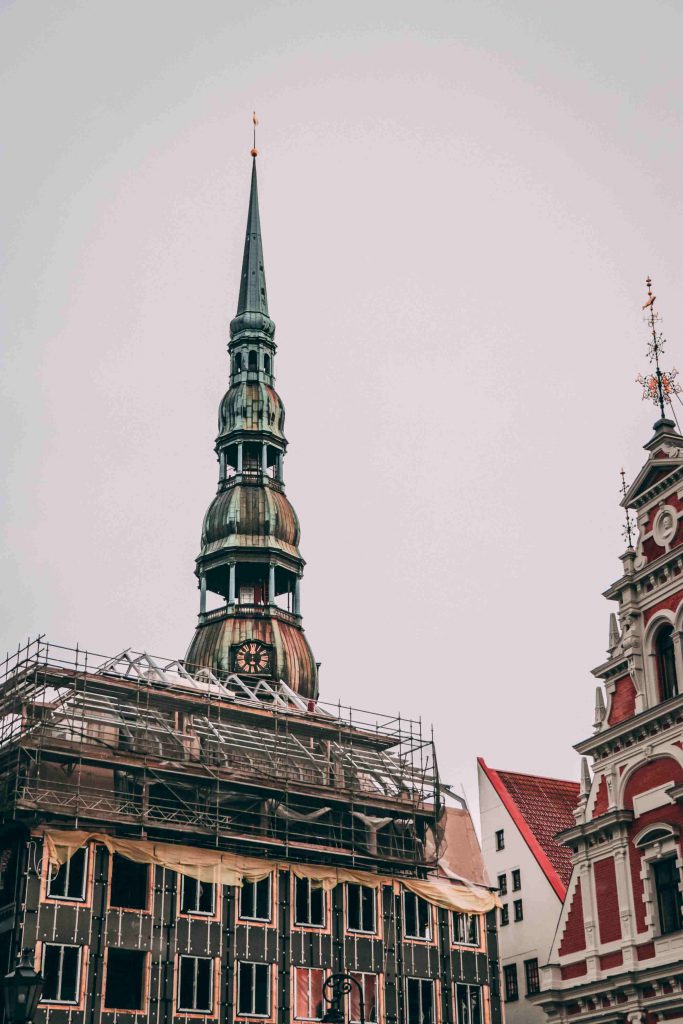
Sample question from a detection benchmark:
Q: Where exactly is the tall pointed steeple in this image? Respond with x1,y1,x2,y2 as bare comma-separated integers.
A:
236,159,269,317
184,150,318,699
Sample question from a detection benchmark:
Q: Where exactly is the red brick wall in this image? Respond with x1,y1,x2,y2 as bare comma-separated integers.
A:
592,776,609,817
558,877,586,956
599,950,623,970
560,960,587,980
643,591,683,625
607,676,636,726
594,857,621,943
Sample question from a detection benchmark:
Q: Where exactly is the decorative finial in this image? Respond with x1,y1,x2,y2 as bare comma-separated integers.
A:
251,111,259,157
620,468,635,549
636,277,680,418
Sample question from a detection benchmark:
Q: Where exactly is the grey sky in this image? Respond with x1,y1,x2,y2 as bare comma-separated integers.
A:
2,0,683,815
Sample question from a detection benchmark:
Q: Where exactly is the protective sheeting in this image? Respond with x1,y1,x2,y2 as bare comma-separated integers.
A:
40,828,500,914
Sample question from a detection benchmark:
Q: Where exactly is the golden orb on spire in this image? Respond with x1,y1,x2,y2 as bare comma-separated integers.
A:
251,147,259,157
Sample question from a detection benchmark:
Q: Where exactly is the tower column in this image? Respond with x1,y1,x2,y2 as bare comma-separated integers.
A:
262,442,268,474
199,574,207,615
229,563,236,605
269,564,276,605
219,450,226,480
237,443,243,474
294,577,301,616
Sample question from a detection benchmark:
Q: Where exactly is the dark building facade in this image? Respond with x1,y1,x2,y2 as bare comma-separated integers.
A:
0,153,501,1024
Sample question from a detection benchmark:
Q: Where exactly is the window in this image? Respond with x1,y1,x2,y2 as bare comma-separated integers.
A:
524,958,540,996
105,949,146,1011
654,857,683,935
346,884,376,933
248,350,258,371
403,891,431,940
497,873,507,896
406,979,434,1024
511,869,521,891
451,912,480,946
180,875,215,916
110,853,148,910
41,945,81,1004
235,353,243,373
178,956,213,1013
495,830,505,851
349,973,378,1024
455,984,482,1024
264,354,271,374
655,623,679,700
240,876,272,922
237,962,270,1017
294,877,325,927
47,848,88,901
514,899,523,922
294,967,324,1020
503,964,518,1002
500,904,509,926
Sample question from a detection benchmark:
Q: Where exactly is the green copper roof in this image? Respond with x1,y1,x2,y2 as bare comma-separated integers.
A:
236,159,269,316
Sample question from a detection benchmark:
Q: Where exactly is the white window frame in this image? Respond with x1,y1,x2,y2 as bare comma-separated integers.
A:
239,875,272,923
40,944,82,1005
180,875,215,917
405,978,434,1024
237,961,271,1018
294,876,326,928
46,847,88,902
346,883,376,934
294,966,325,1021
403,890,432,941
637,830,683,937
177,955,214,1014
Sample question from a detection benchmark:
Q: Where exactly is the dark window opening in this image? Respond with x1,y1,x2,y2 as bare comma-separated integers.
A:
503,964,519,1002
264,354,271,374
656,624,679,700
406,978,434,1024
41,945,80,1004
452,912,480,945
0,847,18,906
180,875,214,915
497,873,507,896
654,856,683,935
234,353,243,374
104,949,145,1011
495,829,505,851
178,956,213,1013
512,868,521,891
456,984,482,1024
294,876,325,927
237,962,270,1017
403,891,431,940
110,853,148,910
47,848,87,901
239,876,272,921
248,350,258,371
500,904,509,926
347,884,376,933
514,899,524,922
524,958,540,996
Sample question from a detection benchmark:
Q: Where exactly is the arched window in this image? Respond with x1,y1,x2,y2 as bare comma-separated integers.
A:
264,354,271,374
656,624,679,701
248,351,257,371
234,353,242,373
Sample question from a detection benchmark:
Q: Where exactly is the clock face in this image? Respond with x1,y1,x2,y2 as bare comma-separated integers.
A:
234,640,271,675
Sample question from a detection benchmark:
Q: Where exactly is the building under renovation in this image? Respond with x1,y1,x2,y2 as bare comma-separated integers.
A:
0,150,501,1024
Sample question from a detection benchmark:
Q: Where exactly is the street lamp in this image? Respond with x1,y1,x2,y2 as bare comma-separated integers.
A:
3,950,43,1024
321,973,364,1024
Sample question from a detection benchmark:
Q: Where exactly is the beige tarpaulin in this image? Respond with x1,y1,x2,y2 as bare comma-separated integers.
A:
39,828,500,914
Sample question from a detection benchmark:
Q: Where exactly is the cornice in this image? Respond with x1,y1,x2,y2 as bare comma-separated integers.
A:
555,808,633,847
575,693,683,759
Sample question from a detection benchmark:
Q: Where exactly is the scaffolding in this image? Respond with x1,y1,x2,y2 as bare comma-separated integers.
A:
0,638,442,874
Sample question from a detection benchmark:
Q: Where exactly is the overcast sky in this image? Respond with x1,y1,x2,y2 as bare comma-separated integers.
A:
2,0,683,817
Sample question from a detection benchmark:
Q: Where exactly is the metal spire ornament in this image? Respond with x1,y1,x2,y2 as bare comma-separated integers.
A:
251,111,259,157
636,277,680,417
620,467,635,549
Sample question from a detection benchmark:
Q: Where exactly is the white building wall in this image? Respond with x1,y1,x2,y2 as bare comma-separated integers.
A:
478,766,563,1024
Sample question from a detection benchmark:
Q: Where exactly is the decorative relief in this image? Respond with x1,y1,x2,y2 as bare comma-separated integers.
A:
653,503,678,549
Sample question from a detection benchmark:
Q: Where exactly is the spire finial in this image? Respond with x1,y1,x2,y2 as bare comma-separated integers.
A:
636,277,680,419
620,467,635,549
251,111,259,158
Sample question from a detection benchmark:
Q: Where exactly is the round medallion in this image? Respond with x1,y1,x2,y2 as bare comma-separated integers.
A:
653,505,677,548
233,640,271,675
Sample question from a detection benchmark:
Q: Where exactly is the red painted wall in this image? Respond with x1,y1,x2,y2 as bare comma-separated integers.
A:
593,857,621,943
592,776,609,817
643,591,683,626
607,677,636,726
558,878,586,956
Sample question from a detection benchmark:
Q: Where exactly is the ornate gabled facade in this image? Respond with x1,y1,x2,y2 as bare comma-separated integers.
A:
534,291,683,1022
0,147,504,1024
185,157,317,699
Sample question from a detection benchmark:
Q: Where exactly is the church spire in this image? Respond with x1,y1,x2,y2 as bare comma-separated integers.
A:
236,157,269,317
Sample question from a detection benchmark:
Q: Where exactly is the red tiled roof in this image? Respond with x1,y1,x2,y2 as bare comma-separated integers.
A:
478,758,580,901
